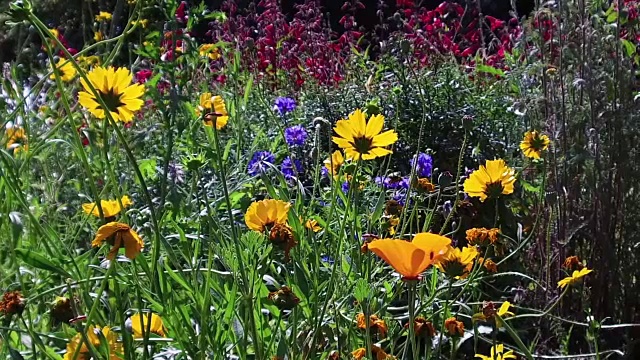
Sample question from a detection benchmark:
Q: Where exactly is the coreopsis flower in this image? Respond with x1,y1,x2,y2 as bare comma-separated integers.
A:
268,286,299,310
435,246,479,278
323,150,344,178
50,58,76,82
352,345,395,360
463,159,516,202
305,219,321,232
558,267,593,289
95,11,112,21
284,125,307,147
198,44,220,60
5,127,28,154
466,227,500,246
63,326,122,360
273,97,296,115
475,344,516,360
0,291,25,316
411,153,433,177
244,199,291,232
405,316,436,338
356,313,388,337
82,195,133,218
78,66,145,123
444,317,464,337
92,222,144,260
367,233,451,280
128,313,167,338
562,255,584,270
495,301,514,327
333,109,398,160
247,151,275,176
197,93,228,129
520,130,550,159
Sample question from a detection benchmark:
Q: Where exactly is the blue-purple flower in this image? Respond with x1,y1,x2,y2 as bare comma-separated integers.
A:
274,97,296,115
375,175,410,190
284,125,307,147
248,151,275,176
281,156,303,180
411,153,433,178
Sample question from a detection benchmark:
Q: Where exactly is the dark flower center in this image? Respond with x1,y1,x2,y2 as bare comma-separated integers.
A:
100,89,124,112
351,136,373,154
484,181,505,198
530,136,547,151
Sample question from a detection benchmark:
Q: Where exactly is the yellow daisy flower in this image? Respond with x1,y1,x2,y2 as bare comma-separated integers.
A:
323,150,344,178
244,199,290,232
82,195,133,218
199,44,221,60
78,66,145,123
463,159,516,202
435,245,479,278
475,344,516,360
558,267,593,289
94,31,104,42
496,301,514,327
128,313,167,338
520,130,550,159
332,108,398,160
95,11,113,22
64,325,123,360
197,93,228,129
92,222,144,260
5,127,28,154
50,58,76,82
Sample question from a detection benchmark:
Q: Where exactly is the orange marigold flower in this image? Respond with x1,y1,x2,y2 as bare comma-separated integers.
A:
405,316,436,338
0,291,25,316
482,258,498,273
466,227,500,246
269,223,297,262
444,317,465,337
414,177,436,192
356,313,388,337
562,256,583,270
268,286,300,310
352,345,395,360
91,222,144,260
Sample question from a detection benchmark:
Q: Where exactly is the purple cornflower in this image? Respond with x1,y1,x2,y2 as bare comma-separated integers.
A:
284,125,307,147
248,151,275,176
375,175,410,190
274,97,296,115
167,162,185,184
341,181,350,194
281,156,303,180
411,153,433,178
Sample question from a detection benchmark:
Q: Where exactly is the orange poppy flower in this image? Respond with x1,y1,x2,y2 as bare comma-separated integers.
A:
367,233,451,280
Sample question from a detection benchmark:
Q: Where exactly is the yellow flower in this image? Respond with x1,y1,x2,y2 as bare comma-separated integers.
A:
495,301,514,327
197,93,229,129
332,109,398,160
82,195,133,218
475,344,516,360
305,219,321,232
5,127,28,154
130,19,149,28
92,222,144,260
520,130,550,159
129,313,167,338
50,28,59,39
64,325,123,360
77,55,101,69
244,199,291,232
435,245,479,278
95,11,113,21
323,150,344,178
50,58,76,82
94,31,104,42
78,66,145,123
463,159,516,202
199,44,221,60
558,267,593,289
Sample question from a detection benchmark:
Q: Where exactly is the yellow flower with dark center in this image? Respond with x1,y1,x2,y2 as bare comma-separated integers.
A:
82,195,133,218
323,150,344,178
5,127,28,154
244,199,291,232
199,44,221,60
436,245,479,278
78,66,145,123
64,325,122,360
197,93,228,129
129,313,167,338
444,317,465,337
332,108,398,160
463,159,516,202
356,313,388,337
558,267,593,289
520,130,550,159
92,222,144,260
50,58,76,82
475,344,516,360
95,11,112,21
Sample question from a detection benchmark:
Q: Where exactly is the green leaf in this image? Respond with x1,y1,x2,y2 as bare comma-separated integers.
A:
138,159,157,181
607,11,618,23
353,278,371,304
621,39,636,57
15,248,71,278
476,64,505,77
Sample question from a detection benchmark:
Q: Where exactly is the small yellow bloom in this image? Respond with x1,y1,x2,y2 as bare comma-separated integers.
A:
77,55,101,68
305,219,321,232
520,130,550,159
197,93,229,129
475,344,516,360
92,222,144,260
332,109,398,161
129,313,167,338
95,11,113,22
435,245,479,278
82,195,133,218
244,199,291,232
5,127,28,154
50,58,76,82
63,325,122,360
463,159,516,202
323,150,344,178
199,44,221,60
131,19,149,28
558,267,593,289
94,31,104,42
78,66,145,123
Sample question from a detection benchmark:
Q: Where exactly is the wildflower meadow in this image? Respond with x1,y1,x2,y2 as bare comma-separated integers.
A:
1,0,640,359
